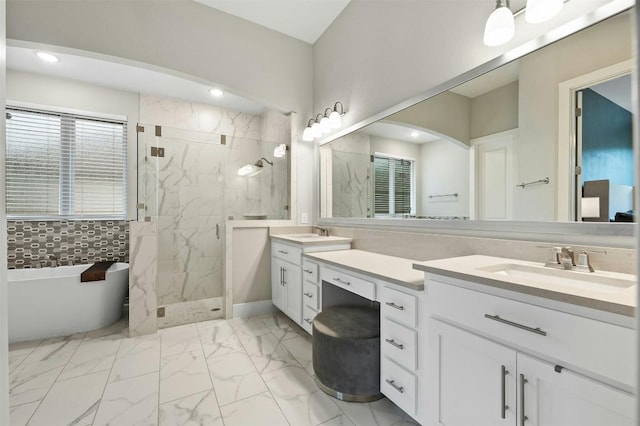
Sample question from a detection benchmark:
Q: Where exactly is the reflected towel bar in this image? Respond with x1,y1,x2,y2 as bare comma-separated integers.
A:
516,177,550,188
429,193,458,199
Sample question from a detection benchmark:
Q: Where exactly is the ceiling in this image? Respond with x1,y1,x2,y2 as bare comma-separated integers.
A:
360,121,442,144
194,0,351,44
7,46,267,115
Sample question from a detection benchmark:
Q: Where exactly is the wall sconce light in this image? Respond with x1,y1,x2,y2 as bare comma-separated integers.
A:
483,0,515,47
302,102,346,142
273,144,287,158
237,157,273,177
483,0,566,47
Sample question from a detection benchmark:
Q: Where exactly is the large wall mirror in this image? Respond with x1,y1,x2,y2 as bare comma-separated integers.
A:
319,9,634,225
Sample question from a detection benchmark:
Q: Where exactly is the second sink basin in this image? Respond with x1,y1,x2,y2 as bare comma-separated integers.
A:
477,263,636,293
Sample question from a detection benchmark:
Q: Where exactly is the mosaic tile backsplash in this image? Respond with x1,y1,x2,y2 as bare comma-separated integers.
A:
7,220,129,269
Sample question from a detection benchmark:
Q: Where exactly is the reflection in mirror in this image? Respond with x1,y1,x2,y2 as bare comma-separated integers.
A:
320,10,633,223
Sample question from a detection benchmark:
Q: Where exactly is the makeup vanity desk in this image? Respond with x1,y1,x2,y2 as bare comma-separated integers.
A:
302,249,426,424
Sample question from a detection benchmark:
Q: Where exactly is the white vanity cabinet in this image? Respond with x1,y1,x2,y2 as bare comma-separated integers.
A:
425,275,635,426
270,236,351,330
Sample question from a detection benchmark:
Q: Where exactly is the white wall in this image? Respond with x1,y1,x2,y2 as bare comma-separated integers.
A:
0,0,8,420
419,140,470,217
6,70,140,219
314,0,621,135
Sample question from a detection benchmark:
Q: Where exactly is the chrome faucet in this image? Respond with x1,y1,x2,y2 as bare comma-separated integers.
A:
49,255,59,268
313,226,329,237
545,247,575,270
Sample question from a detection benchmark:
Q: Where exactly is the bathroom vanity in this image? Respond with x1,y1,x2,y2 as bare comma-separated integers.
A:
270,236,636,426
414,255,636,426
270,233,352,328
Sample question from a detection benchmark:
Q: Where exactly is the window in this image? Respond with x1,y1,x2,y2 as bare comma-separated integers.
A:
373,154,415,216
6,106,127,219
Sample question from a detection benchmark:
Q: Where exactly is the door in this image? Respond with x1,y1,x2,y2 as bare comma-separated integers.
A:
518,353,635,426
473,131,515,220
283,263,301,324
271,258,287,312
427,319,517,426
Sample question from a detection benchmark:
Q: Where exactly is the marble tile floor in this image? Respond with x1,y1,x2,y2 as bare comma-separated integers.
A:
8,312,419,426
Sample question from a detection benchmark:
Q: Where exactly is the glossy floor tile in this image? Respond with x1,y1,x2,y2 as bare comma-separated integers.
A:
8,312,419,426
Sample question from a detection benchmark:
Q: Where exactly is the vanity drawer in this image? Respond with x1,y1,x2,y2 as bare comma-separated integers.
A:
323,267,376,300
381,357,417,417
272,241,302,265
380,286,418,328
301,304,318,335
428,279,636,388
303,281,319,310
381,319,418,371
302,260,319,284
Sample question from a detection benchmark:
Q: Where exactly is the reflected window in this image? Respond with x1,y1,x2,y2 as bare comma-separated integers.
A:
374,155,415,216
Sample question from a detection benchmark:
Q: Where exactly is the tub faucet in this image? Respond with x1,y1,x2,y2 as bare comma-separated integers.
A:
49,255,59,268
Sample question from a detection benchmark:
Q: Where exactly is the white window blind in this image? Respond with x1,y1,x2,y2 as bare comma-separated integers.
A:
374,155,415,216
6,106,127,219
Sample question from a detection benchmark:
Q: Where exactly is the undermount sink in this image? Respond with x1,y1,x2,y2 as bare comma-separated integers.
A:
283,233,325,238
477,263,636,293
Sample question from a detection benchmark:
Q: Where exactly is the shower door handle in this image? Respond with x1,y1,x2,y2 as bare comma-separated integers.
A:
216,224,220,239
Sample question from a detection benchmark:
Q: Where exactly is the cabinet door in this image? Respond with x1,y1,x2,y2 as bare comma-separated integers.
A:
283,263,302,324
428,319,516,426
271,258,286,311
518,353,635,426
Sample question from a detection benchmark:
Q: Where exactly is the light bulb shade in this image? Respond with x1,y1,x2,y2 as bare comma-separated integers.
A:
273,144,287,158
328,110,342,129
237,163,263,177
525,0,563,24
302,126,314,141
483,6,515,47
319,116,331,134
311,122,322,138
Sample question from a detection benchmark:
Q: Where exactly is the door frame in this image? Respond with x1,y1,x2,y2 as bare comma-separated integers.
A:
557,60,632,221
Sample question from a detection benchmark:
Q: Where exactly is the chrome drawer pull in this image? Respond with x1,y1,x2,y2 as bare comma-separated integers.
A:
384,338,404,350
484,314,547,336
304,292,313,298
385,379,404,393
304,269,313,274
385,302,404,311
520,374,528,426
304,318,313,324
333,277,351,286
501,365,509,419
278,250,289,255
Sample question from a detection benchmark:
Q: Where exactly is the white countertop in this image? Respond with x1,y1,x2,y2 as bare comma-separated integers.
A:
304,249,424,291
271,234,353,246
414,255,637,317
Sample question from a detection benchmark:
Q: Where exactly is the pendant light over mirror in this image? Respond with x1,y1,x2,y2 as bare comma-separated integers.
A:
483,0,515,47
525,0,564,24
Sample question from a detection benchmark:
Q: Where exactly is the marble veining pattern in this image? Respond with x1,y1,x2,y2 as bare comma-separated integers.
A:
129,222,158,337
8,313,418,426
139,95,290,307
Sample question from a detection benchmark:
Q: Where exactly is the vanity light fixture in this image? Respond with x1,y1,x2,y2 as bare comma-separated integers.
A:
273,144,287,158
209,88,224,97
483,0,568,47
36,52,59,63
525,0,564,23
483,0,515,47
301,102,346,141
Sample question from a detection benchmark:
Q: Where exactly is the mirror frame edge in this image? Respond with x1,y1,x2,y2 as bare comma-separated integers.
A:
317,0,636,247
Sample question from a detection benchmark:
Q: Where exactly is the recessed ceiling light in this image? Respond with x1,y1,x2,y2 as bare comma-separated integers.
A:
36,52,59,63
411,131,420,137
209,88,223,97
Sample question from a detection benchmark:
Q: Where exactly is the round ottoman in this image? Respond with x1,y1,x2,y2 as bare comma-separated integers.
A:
312,305,382,402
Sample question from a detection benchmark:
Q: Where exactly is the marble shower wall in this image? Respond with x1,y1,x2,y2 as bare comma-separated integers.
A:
138,95,290,307
325,133,372,218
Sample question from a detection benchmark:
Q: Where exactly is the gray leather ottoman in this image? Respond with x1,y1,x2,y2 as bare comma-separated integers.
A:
312,305,382,402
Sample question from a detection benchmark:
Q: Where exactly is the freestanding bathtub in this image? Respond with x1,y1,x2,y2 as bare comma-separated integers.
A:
8,263,129,343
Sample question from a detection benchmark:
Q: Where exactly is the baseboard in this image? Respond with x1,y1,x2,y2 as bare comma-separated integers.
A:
233,300,278,318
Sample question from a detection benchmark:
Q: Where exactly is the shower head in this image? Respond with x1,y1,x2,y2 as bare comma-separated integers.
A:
255,157,273,168
238,157,273,177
